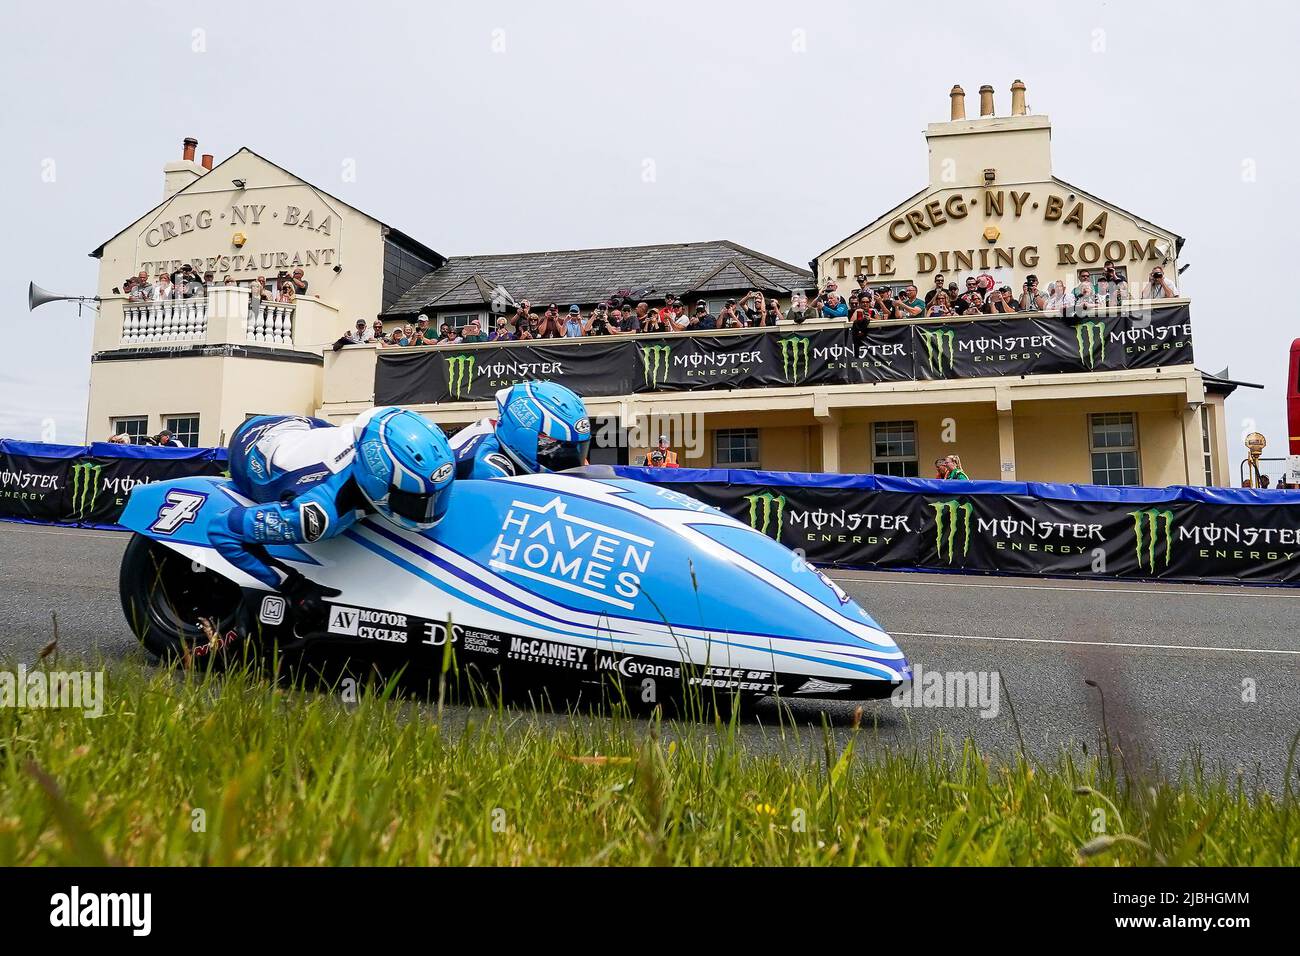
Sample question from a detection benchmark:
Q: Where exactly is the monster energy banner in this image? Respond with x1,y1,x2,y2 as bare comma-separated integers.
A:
625,468,1300,586
375,304,1194,402
639,326,918,389
377,340,633,404
911,306,1192,380
0,440,226,529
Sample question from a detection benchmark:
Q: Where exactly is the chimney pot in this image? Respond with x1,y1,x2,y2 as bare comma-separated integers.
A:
949,84,966,121
1010,79,1027,116
182,137,198,161
978,85,995,117
201,153,214,170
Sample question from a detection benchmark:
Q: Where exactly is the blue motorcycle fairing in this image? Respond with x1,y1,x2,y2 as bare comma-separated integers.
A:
119,472,909,684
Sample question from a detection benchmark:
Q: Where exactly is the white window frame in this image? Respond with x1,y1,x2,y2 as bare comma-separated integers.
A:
1089,412,1141,486
871,420,919,477
165,414,201,448
110,416,149,444
440,312,484,335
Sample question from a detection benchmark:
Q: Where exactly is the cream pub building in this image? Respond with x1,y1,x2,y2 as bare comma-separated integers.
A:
83,83,1237,487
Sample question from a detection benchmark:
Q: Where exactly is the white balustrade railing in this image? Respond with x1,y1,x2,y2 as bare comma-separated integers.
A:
246,301,295,345
120,298,208,344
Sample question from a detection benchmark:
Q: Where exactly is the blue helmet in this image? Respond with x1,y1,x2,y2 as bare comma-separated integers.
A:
352,407,455,531
494,381,591,473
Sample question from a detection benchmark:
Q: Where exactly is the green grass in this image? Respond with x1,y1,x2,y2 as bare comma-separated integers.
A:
1,658,1297,866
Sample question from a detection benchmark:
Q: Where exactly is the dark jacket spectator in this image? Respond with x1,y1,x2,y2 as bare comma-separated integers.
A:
849,307,874,343
923,275,947,306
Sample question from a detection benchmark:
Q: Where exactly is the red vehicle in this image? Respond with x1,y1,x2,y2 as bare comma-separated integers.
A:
1290,339,1300,454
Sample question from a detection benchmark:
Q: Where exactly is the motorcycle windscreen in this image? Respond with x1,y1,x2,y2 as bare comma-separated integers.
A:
537,435,589,472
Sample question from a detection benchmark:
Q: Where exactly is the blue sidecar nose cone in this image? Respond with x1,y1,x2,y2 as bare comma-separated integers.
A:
449,474,913,688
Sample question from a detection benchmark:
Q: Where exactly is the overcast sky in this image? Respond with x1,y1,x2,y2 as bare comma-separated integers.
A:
1,0,1294,472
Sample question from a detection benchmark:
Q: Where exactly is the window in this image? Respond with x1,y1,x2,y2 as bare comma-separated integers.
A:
111,416,148,444
441,313,482,334
1200,405,1214,486
165,415,200,448
714,428,759,467
1089,412,1140,486
872,421,919,477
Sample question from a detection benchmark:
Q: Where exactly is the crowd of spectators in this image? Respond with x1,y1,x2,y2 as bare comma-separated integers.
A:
121,267,309,306
333,260,1182,348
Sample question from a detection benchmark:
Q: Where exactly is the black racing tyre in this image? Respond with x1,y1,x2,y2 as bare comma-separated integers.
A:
119,534,246,668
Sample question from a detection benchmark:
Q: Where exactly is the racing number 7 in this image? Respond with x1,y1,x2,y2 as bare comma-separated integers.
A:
149,490,208,535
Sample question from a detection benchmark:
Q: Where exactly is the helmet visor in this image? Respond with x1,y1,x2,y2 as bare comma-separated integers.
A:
536,434,590,472
387,485,447,524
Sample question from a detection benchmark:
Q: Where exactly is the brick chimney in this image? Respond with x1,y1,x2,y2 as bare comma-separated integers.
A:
163,136,206,199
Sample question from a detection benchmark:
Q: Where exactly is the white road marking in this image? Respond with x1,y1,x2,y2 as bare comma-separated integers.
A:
894,630,1300,656
1,525,121,539
829,572,1297,599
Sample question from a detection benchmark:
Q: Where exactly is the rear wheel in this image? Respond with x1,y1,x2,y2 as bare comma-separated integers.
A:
119,534,245,667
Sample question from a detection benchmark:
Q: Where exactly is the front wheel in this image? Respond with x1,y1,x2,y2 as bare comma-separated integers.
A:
119,534,246,667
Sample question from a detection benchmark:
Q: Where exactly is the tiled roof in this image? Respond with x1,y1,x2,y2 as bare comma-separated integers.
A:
383,240,813,317
426,273,513,309
685,257,793,295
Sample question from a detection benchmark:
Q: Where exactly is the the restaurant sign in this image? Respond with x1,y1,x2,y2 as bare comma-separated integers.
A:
135,201,338,277
375,303,1194,405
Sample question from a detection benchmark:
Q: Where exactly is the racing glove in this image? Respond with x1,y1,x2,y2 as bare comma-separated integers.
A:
279,568,342,627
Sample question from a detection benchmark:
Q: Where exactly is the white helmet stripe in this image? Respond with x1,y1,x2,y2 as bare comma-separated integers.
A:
377,409,424,494
523,381,574,441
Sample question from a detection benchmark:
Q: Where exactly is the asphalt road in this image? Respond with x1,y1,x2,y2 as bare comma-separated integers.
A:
3,522,1299,789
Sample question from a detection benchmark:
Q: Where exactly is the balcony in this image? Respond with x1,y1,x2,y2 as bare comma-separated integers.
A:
246,301,296,345
96,285,339,355
121,298,211,344
315,296,1199,435
354,297,1194,406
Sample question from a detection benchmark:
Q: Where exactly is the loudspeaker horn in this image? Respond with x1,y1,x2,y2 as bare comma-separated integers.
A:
28,281,99,313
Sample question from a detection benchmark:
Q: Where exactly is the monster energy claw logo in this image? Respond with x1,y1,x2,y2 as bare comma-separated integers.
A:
1075,320,1106,370
444,354,476,398
745,492,786,539
70,461,103,518
919,328,956,376
777,336,811,383
1129,507,1174,572
640,343,671,388
930,498,972,563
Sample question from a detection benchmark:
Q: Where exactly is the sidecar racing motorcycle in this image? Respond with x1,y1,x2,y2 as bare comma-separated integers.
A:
118,467,910,707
